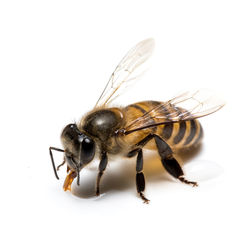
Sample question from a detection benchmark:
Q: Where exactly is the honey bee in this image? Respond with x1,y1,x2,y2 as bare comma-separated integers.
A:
49,38,224,203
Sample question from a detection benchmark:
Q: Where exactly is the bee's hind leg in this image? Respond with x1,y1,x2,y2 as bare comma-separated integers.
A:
154,135,198,187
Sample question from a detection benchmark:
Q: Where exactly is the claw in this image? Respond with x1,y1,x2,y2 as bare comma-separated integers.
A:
139,192,150,204
179,176,198,187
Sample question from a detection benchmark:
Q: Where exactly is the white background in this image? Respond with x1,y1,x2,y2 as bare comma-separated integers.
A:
0,1,249,249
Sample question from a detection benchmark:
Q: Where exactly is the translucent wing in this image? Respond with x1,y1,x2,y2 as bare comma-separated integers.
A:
95,38,155,107
123,89,225,134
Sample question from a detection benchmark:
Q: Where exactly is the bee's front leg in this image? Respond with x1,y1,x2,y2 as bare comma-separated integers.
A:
96,151,108,196
63,170,77,192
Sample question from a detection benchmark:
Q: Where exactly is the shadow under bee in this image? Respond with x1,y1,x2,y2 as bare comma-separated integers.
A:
71,144,203,199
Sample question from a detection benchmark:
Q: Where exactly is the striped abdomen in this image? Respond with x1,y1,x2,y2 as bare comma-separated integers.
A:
123,101,203,151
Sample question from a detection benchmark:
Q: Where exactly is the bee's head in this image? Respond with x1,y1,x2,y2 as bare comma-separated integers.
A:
61,124,96,174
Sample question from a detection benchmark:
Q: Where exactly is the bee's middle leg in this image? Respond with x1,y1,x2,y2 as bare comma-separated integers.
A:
135,149,150,203
128,134,154,203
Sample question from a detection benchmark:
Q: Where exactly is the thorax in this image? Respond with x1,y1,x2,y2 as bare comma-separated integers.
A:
78,107,125,153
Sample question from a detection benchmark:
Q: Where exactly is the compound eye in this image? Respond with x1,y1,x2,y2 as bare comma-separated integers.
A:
68,124,78,135
80,136,95,164
61,124,78,140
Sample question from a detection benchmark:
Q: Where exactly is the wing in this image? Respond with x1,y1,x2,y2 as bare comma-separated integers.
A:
95,38,155,107
123,89,225,134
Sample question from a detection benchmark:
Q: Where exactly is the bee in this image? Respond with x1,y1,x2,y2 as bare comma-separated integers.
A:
49,38,224,203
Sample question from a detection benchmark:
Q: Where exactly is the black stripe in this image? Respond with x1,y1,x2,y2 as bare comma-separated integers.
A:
162,123,173,139
158,103,173,140
184,120,197,145
129,104,147,114
147,100,161,106
173,121,186,144
193,124,203,145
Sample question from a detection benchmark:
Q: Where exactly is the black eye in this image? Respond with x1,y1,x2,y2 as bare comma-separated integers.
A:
80,136,95,164
62,124,78,141
61,124,95,166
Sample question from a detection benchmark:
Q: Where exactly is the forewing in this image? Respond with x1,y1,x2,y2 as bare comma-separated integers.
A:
124,90,225,134
95,38,155,107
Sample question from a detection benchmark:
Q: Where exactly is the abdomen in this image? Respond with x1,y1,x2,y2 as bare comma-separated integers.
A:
122,101,203,152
